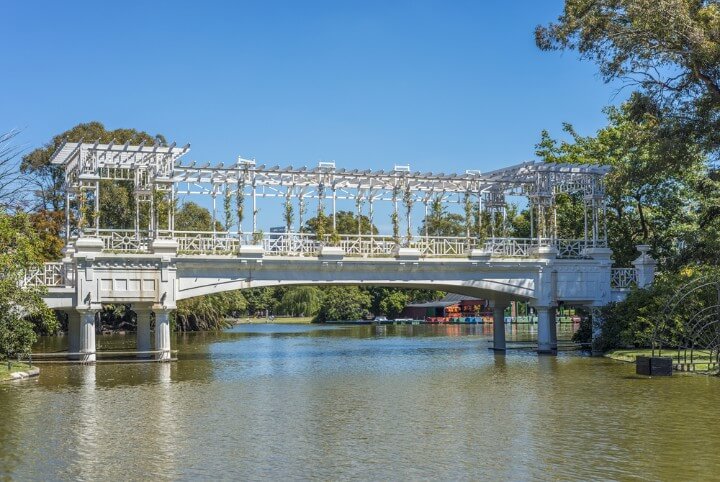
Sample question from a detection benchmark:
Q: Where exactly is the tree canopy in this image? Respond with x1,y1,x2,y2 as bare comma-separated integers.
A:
537,0,720,157
0,210,57,360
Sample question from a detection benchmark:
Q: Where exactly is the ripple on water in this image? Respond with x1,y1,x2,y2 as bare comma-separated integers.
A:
1,324,719,480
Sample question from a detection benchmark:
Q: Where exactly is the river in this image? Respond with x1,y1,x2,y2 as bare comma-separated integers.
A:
1,323,719,480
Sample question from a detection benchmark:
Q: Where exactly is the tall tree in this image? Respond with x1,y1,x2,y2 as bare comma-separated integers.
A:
0,210,57,360
536,0,720,157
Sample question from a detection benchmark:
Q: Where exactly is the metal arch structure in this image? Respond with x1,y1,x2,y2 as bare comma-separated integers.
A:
51,141,610,252
654,274,720,372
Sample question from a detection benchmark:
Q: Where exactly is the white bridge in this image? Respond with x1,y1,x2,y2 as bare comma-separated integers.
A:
27,141,656,362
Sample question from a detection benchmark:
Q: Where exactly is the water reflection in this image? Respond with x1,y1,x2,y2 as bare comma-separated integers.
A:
0,324,718,480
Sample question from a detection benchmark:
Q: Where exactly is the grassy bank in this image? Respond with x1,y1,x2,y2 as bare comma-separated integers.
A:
232,316,314,325
0,362,34,381
607,348,719,371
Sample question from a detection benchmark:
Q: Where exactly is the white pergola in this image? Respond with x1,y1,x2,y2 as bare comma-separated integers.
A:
51,140,609,256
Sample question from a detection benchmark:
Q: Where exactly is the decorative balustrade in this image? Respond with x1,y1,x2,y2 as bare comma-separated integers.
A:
98,229,151,252
611,268,638,289
78,230,610,259
21,262,65,287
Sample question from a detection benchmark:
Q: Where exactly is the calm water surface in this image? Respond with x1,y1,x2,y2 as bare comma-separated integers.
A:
2,324,720,481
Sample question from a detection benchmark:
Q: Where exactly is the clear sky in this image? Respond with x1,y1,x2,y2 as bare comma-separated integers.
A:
3,0,621,173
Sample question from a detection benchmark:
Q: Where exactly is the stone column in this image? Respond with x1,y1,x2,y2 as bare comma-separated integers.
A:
78,309,98,363
67,310,81,360
135,307,153,359
492,303,507,351
154,309,172,361
536,306,554,354
632,244,657,288
549,306,557,351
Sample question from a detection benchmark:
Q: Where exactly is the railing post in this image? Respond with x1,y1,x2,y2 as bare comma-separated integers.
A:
632,245,656,288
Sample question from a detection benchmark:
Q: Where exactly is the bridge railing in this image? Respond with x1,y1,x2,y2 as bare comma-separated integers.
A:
21,262,65,288
87,230,608,259
611,268,638,289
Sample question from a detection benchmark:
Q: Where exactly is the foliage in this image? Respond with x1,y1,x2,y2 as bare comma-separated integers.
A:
537,0,720,157
175,291,246,331
313,286,372,322
243,287,278,315
403,184,414,242
304,211,378,235
379,291,410,319
536,101,705,267
0,210,57,359
420,196,465,237
284,193,294,233
175,202,221,232
237,174,246,233
224,184,233,232
278,287,322,316
22,121,165,213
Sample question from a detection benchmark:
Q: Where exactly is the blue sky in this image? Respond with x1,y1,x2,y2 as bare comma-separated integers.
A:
2,1,622,230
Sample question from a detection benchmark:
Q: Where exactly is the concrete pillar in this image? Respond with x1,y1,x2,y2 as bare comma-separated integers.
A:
632,244,657,288
78,310,97,363
67,310,81,360
536,306,554,354
549,307,557,350
154,309,172,361
135,307,152,359
492,304,507,351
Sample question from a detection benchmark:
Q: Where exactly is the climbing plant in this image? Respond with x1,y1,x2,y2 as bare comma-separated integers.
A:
403,184,413,243
224,183,233,232
236,174,245,234
391,185,400,244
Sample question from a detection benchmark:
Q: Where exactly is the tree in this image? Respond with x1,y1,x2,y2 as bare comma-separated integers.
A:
536,1,720,157
378,291,409,319
305,210,378,235
175,291,246,331
244,287,279,316
313,287,371,322
536,100,704,267
420,197,465,237
278,286,322,316
0,130,32,210
22,122,165,212
0,210,57,360
174,201,222,232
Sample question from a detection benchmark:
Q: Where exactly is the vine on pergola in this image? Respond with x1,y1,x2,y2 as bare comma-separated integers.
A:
403,183,413,244
236,174,246,234
223,182,233,232
284,189,294,233
391,184,400,244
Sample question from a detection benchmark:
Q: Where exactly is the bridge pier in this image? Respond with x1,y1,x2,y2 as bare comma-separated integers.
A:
67,310,80,360
536,306,556,354
135,307,153,359
155,310,172,361
78,309,97,363
492,303,508,351
549,307,557,351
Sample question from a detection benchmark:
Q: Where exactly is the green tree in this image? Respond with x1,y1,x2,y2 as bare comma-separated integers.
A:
305,210,378,235
314,287,372,322
244,287,278,316
537,0,720,156
175,291,246,331
0,210,57,360
174,201,222,232
378,291,409,319
420,196,465,237
536,101,704,267
278,286,322,316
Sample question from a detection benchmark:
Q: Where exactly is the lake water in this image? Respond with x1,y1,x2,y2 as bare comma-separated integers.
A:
2,323,720,481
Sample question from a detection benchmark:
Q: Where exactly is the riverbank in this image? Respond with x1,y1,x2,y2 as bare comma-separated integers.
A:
232,316,314,324
0,362,39,381
607,348,719,373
